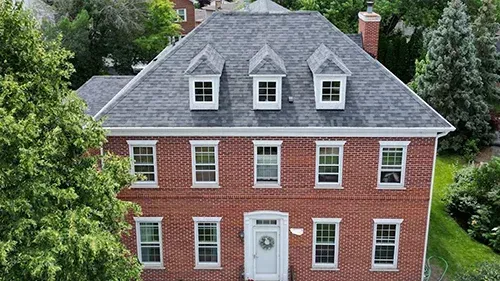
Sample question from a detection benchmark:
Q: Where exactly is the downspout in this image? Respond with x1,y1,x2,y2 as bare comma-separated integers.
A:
421,131,451,281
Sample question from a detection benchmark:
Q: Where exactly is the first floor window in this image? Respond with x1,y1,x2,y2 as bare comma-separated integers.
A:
128,140,158,187
253,141,282,186
134,217,163,267
312,218,341,268
321,80,341,101
176,9,187,21
378,141,409,188
190,140,219,186
372,219,403,269
193,217,221,268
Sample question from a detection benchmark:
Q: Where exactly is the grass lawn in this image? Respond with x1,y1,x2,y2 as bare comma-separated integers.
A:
427,155,500,278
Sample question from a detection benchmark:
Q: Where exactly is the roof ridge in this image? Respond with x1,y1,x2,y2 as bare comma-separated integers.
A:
93,13,222,120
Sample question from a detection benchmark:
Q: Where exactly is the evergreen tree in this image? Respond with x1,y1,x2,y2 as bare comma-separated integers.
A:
417,0,493,151
0,2,142,280
473,0,500,107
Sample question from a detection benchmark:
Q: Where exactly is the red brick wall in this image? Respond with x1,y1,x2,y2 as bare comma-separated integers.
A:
358,16,380,59
105,136,435,281
172,0,196,34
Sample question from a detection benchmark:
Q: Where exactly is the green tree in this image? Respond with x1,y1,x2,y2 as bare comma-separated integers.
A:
473,0,500,107
0,2,142,280
416,0,493,151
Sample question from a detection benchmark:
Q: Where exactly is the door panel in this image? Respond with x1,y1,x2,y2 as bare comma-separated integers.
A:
254,227,279,280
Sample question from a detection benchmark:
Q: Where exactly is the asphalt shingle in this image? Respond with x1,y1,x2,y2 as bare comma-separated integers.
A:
77,76,134,116
249,44,286,75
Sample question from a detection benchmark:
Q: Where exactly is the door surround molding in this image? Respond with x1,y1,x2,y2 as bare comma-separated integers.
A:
244,211,289,281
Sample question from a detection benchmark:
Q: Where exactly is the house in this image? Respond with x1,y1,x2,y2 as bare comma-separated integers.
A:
77,0,455,280
172,0,197,35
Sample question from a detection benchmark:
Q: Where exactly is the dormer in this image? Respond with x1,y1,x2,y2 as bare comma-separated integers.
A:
249,44,286,110
185,44,225,110
307,44,352,110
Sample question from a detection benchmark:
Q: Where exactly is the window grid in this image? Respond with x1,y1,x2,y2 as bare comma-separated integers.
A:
132,146,155,182
321,81,341,102
380,147,404,184
256,219,278,225
258,81,277,102
139,222,161,263
256,146,279,183
317,146,340,184
194,81,213,102
194,219,221,267
374,224,397,265
194,146,216,183
314,223,336,265
176,9,186,21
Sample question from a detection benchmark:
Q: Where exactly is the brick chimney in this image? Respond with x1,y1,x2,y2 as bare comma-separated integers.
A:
358,1,381,58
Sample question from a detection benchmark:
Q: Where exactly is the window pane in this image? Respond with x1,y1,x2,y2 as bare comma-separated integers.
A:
316,224,336,243
194,146,216,183
318,146,340,183
257,81,277,102
198,223,217,243
374,245,395,264
380,171,401,183
140,223,160,242
132,146,155,182
198,247,218,263
321,80,341,102
256,219,277,225
141,246,161,262
315,245,335,264
196,171,216,182
194,81,213,102
376,224,397,243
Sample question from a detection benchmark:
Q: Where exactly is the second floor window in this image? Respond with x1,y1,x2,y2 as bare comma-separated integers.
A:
253,141,282,187
176,9,187,22
378,141,410,188
315,141,345,188
190,140,219,187
127,140,158,187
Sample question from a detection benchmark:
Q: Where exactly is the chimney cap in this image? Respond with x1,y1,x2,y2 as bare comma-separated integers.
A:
367,0,374,13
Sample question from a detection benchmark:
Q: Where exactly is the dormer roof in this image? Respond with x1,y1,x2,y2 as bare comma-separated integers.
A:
307,44,352,75
185,44,225,75
249,44,286,75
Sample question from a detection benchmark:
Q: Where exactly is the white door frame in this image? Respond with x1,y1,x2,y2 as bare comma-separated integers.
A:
244,211,289,281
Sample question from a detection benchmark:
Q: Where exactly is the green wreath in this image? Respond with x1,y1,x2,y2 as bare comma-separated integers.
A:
259,236,275,250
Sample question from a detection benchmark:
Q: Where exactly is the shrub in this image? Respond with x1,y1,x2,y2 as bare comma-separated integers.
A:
445,157,500,251
454,262,500,280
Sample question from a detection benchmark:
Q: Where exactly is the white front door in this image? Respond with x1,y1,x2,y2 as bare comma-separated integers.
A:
254,226,280,280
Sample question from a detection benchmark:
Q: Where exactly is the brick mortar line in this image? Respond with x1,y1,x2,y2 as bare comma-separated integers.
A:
118,194,429,201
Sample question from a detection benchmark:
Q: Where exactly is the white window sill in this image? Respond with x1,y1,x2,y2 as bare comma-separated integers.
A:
142,265,165,270
131,184,159,189
314,185,343,189
194,265,223,270
370,267,399,272
311,266,339,271
253,184,282,189
191,184,220,189
376,186,406,190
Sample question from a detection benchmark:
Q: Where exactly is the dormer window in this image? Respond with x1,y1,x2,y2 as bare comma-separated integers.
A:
249,44,286,110
307,44,351,110
185,44,225,110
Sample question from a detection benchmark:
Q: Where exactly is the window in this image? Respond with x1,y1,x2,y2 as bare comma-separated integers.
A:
372,219,403,270
252,76,283,110
176,8,187,22
256,219,277,225
322,81,341,101
315,141,345,188
313,76,347,110
378,141,410,188
193,217,222,269
312,218,341,269
127,140,158,187
189,76,220,110
253,140,282,187
190,140,219,187
134,217,163,268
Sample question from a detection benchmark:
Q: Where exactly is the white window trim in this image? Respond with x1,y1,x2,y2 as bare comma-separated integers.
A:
189,75,220,110
252,140,282,188
315,141,346,189
252,75,284,110
377,141,410,189
312,218,341,270
127,140,158,188
193,217,222,269
190,140,220,188
176,8,187,22
371,218,403,271
134,217,164,269
313,74,348,110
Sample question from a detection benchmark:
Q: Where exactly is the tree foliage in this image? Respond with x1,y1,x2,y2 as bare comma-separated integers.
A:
44,0,179,88
445,157,500,252
473,0,500,107
0,2,141,280
416,0,493,151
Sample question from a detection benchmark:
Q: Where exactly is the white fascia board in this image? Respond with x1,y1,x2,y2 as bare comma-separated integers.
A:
105,127,454,137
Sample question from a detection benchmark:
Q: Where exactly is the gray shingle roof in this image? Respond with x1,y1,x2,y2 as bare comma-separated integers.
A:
346,34,363,48
77,76,134,116
185,44,225,75
307,44,352,75
249,44,286,75
247,0,289,13
86,11,451,129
